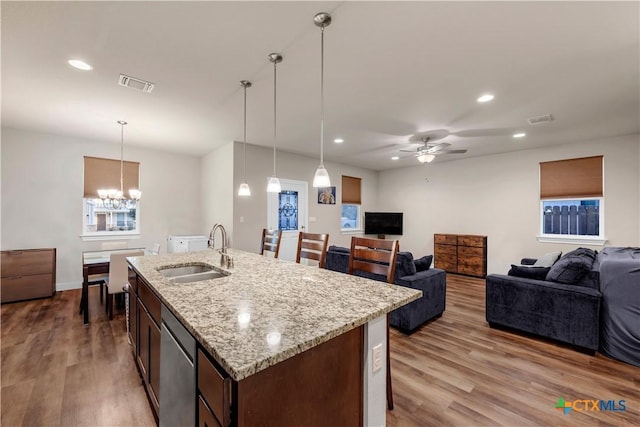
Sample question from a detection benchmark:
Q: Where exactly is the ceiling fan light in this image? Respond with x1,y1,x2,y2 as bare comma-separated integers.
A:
312,165,331,188
238,182,251,196
417,154,436,163
267,176,281,193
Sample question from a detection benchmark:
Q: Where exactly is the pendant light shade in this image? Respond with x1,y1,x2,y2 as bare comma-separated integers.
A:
238,80,252,197
267,53,282,193
312,12,332,188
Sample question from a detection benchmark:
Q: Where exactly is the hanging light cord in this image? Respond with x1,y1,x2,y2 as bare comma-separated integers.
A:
320,25,325,167
119,122,124,195
243,84,248,181
272,61,277,176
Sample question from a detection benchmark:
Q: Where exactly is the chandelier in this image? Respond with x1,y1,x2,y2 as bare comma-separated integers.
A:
97,120,141,209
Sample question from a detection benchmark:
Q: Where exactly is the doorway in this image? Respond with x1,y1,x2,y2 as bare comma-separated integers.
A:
267,178,308,261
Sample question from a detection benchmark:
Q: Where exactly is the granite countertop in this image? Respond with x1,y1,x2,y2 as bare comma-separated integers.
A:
127,248,421,381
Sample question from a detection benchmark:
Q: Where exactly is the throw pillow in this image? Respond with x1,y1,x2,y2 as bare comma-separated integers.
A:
414,255,433,272
508,264,551,280
533,251,562,267
545,247,597,285
396,252,417,277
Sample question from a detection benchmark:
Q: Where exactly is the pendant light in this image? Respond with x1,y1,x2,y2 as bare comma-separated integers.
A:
312,12,332,188
238,80,252,197
266,53,282,193
97,120,141,209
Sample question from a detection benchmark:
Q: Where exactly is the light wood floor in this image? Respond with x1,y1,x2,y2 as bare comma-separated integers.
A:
2,275,639,426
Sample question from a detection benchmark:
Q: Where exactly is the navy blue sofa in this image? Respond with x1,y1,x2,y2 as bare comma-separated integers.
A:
325,246,446,333
486,248,602,353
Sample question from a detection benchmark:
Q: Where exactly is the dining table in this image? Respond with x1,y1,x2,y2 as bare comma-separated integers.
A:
80,248,145,325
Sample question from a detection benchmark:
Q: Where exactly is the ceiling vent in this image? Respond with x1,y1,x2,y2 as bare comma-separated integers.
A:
527,114,554,125
118,74,155,93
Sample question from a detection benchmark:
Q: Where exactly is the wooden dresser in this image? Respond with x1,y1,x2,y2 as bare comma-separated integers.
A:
1,248,56,303
434,234,487,278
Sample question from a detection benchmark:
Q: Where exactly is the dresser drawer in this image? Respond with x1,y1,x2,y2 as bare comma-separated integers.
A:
434,234,457,245
1,249,54,277
435,259,457,272
435,244,457,256
198,349,231,427
457,264,484,277
0,274,54,303
457,235,486,247
458,246,484,258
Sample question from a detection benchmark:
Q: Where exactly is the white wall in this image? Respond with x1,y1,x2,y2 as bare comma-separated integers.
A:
377,134,640,274
231,142,379,253
1,127,202,289
201,142,235,239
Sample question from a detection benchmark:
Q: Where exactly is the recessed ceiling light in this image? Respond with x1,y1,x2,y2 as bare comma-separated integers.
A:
513,132,526,138
333,138,344,143
391,156,399,160
68,59,93,71
477,94,494,103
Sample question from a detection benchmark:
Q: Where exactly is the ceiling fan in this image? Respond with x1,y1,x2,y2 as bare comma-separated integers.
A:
400,131,467,163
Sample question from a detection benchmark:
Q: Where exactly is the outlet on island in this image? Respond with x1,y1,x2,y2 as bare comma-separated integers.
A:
372,343,382,372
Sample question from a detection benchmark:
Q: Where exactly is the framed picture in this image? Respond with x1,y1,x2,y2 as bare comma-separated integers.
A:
318,186,336,205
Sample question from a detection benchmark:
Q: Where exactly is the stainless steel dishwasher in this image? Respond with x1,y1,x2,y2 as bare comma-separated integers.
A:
159,305,196,427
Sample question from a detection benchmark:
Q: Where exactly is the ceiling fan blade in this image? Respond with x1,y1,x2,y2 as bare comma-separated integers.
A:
439,149,467,154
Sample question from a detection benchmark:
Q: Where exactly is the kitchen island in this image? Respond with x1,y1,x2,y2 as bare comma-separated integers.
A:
127,248,421,427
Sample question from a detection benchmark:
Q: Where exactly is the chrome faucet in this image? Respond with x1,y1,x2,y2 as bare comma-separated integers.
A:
209,223,233,268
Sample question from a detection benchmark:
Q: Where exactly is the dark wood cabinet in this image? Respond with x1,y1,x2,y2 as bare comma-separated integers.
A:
434,234,487,278
1,248,56,303
134,275,161,420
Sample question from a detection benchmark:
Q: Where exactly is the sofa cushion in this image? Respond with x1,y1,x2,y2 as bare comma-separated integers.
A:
414,255,433,272
533,251,562,267
396,252,416,277
508,264,551,280
328,245,350,254
546,248,597,285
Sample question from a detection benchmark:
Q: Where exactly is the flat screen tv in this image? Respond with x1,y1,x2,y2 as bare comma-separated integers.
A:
364,212,403,236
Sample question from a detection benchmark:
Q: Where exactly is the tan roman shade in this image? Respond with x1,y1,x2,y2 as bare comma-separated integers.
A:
83,156,140,198
539,155,603,199
342,175,361,204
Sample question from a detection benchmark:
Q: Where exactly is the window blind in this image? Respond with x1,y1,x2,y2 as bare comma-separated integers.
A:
342,175,361,204
539,155,603,199
83,156,140,198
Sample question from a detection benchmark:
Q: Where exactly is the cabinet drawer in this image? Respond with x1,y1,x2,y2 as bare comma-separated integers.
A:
1,249,54,277
457,264,484,277
434,234,457,245
198,396,222,427
0,274,54,303
435,244,457,256
457,235,486,247
139,279,161,326
458,246,484,258
435,259,457,272
198,349,231,427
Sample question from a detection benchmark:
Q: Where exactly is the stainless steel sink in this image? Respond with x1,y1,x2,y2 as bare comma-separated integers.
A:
157,263,229,283
171,270,228,283
158,264,215,278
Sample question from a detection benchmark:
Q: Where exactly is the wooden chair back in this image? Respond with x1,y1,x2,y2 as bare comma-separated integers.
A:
347,237,399,284
295,232,329,268
260,228,281,259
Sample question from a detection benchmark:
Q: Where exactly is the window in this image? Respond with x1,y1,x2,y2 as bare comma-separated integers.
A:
538,156,605,244
341,175,362,232
82,156,140,238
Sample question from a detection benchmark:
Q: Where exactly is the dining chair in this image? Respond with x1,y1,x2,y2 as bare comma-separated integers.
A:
295,232,329,268
347,236,399,410
260,229,281,258
105,250,144,320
